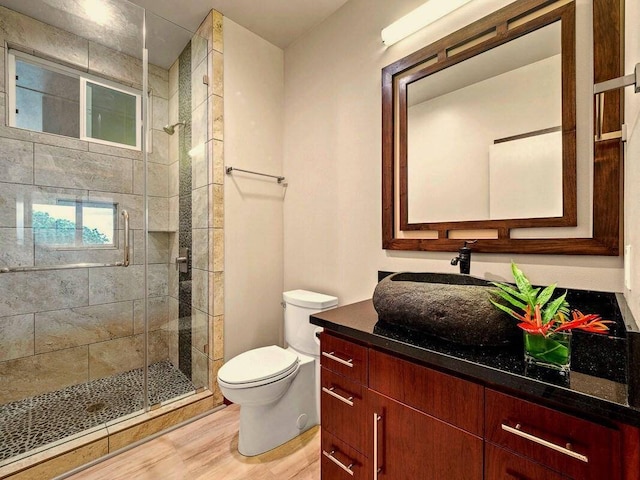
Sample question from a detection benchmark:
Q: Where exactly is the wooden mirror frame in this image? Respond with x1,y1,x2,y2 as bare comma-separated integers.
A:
381,0,623,255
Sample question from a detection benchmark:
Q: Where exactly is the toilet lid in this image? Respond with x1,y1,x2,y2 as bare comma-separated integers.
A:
218,346,299,385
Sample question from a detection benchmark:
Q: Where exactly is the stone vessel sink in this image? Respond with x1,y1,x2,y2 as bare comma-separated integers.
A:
372,272,519,346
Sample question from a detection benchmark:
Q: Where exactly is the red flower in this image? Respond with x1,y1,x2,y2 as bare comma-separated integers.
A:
553,310,613,334
515,305,554,335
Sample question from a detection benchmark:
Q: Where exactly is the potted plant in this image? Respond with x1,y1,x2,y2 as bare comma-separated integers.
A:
490,262,612,373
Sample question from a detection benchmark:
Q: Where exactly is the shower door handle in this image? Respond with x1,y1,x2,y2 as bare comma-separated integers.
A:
120,210,130,267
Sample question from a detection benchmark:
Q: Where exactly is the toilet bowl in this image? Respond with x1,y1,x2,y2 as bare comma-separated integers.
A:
217,290,338,456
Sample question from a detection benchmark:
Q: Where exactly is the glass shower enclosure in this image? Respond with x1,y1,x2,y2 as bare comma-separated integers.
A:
0,0,212,467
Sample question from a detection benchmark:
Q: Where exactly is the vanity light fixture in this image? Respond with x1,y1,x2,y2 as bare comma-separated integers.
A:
381,0,473,46
594,63,639,142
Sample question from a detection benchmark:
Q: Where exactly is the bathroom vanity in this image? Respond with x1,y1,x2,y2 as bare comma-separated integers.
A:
312,300,640,480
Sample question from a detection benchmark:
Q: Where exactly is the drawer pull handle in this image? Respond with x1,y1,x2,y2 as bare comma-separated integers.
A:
501,423,589,463
322,386,354,406
373,413,382,479
323,449,354,476
322,351,354,367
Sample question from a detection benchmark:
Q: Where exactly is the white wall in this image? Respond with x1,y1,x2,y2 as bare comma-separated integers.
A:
283,0,623,308
624,0,640,324
224,18,285,360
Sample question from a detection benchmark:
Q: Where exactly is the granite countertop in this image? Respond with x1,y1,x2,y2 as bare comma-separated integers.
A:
310,299,640,427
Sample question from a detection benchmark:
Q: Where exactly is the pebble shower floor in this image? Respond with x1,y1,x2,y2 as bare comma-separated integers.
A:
0,361,196,463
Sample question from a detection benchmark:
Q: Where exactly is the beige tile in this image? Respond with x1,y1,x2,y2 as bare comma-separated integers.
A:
192,268,209,313
191,58,208,111
192,308,209,354
149,330,169,365
192,135,208,190
3,438,108,480
88,265,144,305
209,359,224,402
210,50,223,98
192,228,208,271
0,346,88,404
210,184,224,229
35,302,134,353
212,10,223,53
211,139,224,185
191,348,209,390
210,271,224,317
88,335,144,380
134,296,170,333
149,196,169,231
107,397,213,451
196,11,213,48
192,186,209,229
210,227,224,272
212,315,224,360
0,314,34,361
0,269,89,317
211,95,224,141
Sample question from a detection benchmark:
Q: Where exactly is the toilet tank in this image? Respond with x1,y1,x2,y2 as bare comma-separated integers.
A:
283,290,338,356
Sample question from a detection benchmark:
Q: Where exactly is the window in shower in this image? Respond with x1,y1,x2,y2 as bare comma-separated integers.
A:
32,200,117,247
8,50,141,150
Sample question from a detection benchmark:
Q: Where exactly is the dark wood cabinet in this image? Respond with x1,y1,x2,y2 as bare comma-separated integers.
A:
485,389,621,480
319,331,638,480
368,389,483,480
485,443,568,480
320,366,367,454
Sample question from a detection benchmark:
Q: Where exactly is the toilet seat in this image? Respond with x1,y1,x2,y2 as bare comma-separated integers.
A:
217,346,299,389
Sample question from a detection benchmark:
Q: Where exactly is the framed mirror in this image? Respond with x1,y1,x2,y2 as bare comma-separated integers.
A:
381,0,623,255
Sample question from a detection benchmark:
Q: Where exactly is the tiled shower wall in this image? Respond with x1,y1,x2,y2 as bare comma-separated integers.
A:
165,12,225,402
0,6,174,405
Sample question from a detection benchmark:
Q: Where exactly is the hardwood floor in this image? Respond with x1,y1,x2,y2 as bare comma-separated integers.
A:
65,405,320,480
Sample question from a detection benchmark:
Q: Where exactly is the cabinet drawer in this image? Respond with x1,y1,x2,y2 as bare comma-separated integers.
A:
321,431,368,480
485,389,620,480
485,443,568,480
320,332,368,384
369,348,483,436
321,367,367,453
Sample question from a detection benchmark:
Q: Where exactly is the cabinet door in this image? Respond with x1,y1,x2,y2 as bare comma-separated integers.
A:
367,390,483,480
485,389,620,480
321,366,367,453
321,431,369,480
485,443,568,480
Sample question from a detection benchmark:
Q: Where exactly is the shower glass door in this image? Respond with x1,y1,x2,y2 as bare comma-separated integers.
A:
0,0,213,467
0,0,148,465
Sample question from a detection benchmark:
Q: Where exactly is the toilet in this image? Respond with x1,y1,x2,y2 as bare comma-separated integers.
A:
217,289,338,456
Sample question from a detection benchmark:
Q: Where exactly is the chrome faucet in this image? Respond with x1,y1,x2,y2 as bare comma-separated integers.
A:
451,240,477,275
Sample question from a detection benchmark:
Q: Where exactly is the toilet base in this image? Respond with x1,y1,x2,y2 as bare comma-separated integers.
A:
237,354,318,456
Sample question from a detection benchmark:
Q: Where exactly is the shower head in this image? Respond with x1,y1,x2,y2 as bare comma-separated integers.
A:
163,121,186,135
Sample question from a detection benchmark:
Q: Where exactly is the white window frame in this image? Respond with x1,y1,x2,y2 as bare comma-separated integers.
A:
7,49,142,151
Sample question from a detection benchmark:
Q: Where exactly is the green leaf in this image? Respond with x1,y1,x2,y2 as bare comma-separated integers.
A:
491,282,529,302
536,283,557,308
490,299,521,319
491,287,527,311
511,262,533,299
542,292,568,323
